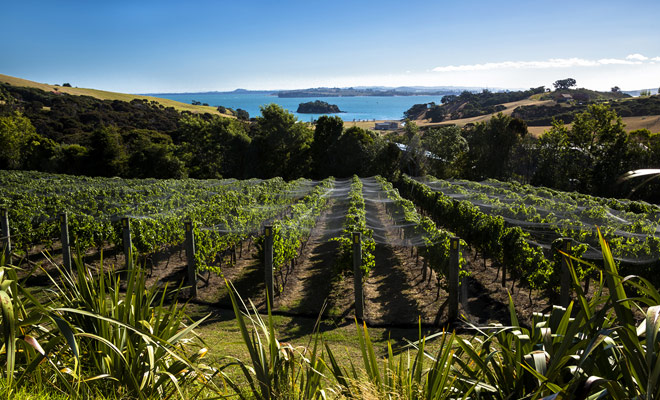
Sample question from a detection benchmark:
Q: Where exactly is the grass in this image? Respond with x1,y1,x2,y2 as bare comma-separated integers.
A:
0,73,231,117
187,302,449,374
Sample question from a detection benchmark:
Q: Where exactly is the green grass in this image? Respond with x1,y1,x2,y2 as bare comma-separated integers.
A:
188,302,448,371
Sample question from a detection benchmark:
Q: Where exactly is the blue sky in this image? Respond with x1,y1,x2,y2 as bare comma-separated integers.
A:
2,0,659,93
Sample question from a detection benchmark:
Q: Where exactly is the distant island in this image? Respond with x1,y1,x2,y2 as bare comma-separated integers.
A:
279,87,462,98
297,100,342,114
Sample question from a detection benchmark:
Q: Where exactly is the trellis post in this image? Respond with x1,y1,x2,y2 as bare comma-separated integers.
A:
1,209,10,266
264,225,274,308
448,237,460,321
122,217,132,272
60,212,72,272
559,238,572,308
185,221,197,298
353,232,364,321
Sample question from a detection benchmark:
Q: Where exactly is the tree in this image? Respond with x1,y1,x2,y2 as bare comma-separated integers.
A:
399,131,427,176
252,104,313,179
611,86,621,93
422,125,468,177
87,126,127,177
332,126,377,177
403,103,428,120
177,115,249,178
403,119,419,139
311,115,343,177
460,113,527,180
235,108,249,120
0,112,36,169
124,129,186,178
553,78,577,90
532,104,632,195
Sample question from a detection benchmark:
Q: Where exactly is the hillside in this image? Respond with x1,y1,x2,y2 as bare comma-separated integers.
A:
0,73,226,116
407,87,660,136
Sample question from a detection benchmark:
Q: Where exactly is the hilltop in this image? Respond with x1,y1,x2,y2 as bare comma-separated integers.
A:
0,73,226,116
404,86,660,136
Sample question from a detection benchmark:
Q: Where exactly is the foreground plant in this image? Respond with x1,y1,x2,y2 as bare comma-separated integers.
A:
325,320,460,399
1,252,217,399
223,281,328,400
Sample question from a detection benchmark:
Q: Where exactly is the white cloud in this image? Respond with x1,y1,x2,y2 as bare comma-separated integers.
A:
626,53,648,61
652,56,660,62
433,56,650,72
597,58,641,65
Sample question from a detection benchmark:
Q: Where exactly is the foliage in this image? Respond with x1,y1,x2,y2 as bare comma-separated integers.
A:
431,86,545,121
553,78,577,90
224,281,327,399
458,113,527,180
252,104,314,180
296,100,341,114
0,256,214,399
0,112,36,169
421,125,468,178
177,114,250,179
332,176,375,278
235,108,249,121
397,175,555,292
533,104,644,196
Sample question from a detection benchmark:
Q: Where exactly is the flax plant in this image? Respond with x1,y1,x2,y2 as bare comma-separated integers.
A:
223,280,328,400
44,254,217,399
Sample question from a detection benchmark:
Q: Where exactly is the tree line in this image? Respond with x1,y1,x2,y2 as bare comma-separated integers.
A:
1,83,659,201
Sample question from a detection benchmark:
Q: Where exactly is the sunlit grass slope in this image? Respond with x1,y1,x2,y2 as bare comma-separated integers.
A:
0,73,230,116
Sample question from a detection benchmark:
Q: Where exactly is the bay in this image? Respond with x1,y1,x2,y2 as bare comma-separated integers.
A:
147,92,448,121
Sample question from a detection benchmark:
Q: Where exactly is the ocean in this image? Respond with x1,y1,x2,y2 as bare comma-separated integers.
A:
148,92,448,121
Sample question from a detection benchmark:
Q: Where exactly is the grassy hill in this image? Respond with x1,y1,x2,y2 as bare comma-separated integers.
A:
407,88,660,136
0,73,229,116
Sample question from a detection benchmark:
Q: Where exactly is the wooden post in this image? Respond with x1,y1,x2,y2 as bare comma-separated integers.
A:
448,237,460,321
461,261,468,314
353,232,364,321
501,261,507,288
264,225,274,309
185,221,197,298
1,209,10,266
559,238,572,308
502,222,508,288
122,217,132,272
60,212,72,272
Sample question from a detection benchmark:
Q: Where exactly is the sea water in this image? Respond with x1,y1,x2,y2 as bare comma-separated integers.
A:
147,92,448,121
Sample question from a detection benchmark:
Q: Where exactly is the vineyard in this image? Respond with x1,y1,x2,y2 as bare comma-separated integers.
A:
3,170,659,327
4,170,660,399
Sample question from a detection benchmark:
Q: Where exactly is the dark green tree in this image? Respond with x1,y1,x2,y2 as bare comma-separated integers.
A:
533,104,635,195
311,115,343,178
252,104,313,179
87,126,127,177
0,112,34,169
332,126,377,177
235,108,249,120
422,125,468,177
177,115,250,178
459,113,527,180
553,78,577,90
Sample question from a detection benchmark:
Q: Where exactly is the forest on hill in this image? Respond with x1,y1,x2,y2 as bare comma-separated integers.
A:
1,81,660,202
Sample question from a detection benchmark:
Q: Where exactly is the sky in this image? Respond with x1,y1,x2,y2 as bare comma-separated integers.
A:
2,0,660,93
